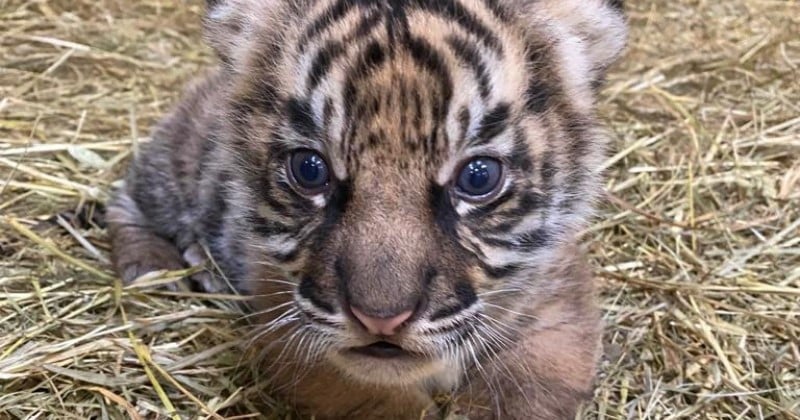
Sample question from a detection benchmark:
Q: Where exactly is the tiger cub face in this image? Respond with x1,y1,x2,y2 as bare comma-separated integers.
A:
207,0,626,386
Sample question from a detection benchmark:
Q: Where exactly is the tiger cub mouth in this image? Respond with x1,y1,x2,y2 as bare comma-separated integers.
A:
348,341,419,359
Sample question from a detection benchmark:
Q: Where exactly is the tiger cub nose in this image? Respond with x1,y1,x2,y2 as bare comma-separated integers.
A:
350,306,414,336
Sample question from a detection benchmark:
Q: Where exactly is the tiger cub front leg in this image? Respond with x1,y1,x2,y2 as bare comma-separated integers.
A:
107,190,225,292
106,190,187,285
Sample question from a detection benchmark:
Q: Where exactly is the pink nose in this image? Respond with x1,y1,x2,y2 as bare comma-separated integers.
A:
351,306,414,336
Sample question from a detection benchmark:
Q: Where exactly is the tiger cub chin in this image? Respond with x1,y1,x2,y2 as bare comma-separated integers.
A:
107,0,627,418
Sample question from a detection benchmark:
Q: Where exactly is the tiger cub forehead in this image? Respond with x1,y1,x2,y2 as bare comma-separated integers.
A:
272,1,535,182
217,0,591,184
291,0,530,102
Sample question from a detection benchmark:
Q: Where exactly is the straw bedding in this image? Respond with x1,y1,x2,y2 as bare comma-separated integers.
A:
1,0,798,418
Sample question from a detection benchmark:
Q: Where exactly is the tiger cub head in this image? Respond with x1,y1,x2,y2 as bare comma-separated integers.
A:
206,0,627,386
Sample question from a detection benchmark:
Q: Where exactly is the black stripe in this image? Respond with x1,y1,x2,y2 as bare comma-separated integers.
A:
479,0,512,22
246,211,295,237
450,324,472,349
405,36,453,119
421,320,469,336
485,219,517,235
509,127,534,172
524,46,557,114
286,97,318,139
305,11,384,92
298,0,365,51
591,77,607,93
465,237,487,260
445,35,491,99
231,74,281,116
249,182,295,220
302,309,340,327
465,188,515,219
564,114,592,163
497,190,546,219
478,235,516,250
307,179,352,254
276,179,320,213
412,89,425,126
425,121,440,155
321,96,334,144
607,0,624,12
473,102,511,145
422,266,438,288
399,79,410,143
560,113,593,212
540,151,558,195
480,261,521,279
386,0,411,44
517,228,552,250
430,281,477,321
526,79,555,114
407,0,503,54
480,227,551,251
533,146,556,235
458,106,471,140
306,41,345,91
340,116,357,166
351,9,384,39
429,183,460,240
339,41,387,165
342,40,388,121
299,276,335,314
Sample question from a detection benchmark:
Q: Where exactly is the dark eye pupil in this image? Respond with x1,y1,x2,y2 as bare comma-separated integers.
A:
290,151,330,190
457,157,502,198
300,156,321,181
468,162,491,189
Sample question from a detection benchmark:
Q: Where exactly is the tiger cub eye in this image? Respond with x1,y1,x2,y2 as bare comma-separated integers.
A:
288,149,330,193
455,157,503,201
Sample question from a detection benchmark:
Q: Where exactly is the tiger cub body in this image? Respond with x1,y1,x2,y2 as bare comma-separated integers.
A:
107,0,627,418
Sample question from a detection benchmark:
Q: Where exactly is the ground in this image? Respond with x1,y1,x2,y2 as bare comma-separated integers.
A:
1,0,798,419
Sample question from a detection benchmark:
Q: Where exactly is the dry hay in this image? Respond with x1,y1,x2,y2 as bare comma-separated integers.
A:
1,0,798,418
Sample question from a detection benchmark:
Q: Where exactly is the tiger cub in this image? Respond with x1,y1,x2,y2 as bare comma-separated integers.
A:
107,0,627,418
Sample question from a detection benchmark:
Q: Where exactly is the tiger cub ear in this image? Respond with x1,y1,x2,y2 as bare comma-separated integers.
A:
526,0,628,80
203,0,255,65
202,0,298,66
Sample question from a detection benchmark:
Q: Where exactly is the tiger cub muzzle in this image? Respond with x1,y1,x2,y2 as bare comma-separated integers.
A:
290,151,496,383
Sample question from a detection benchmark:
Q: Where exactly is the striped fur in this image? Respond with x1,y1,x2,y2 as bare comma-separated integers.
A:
107,0,627,418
